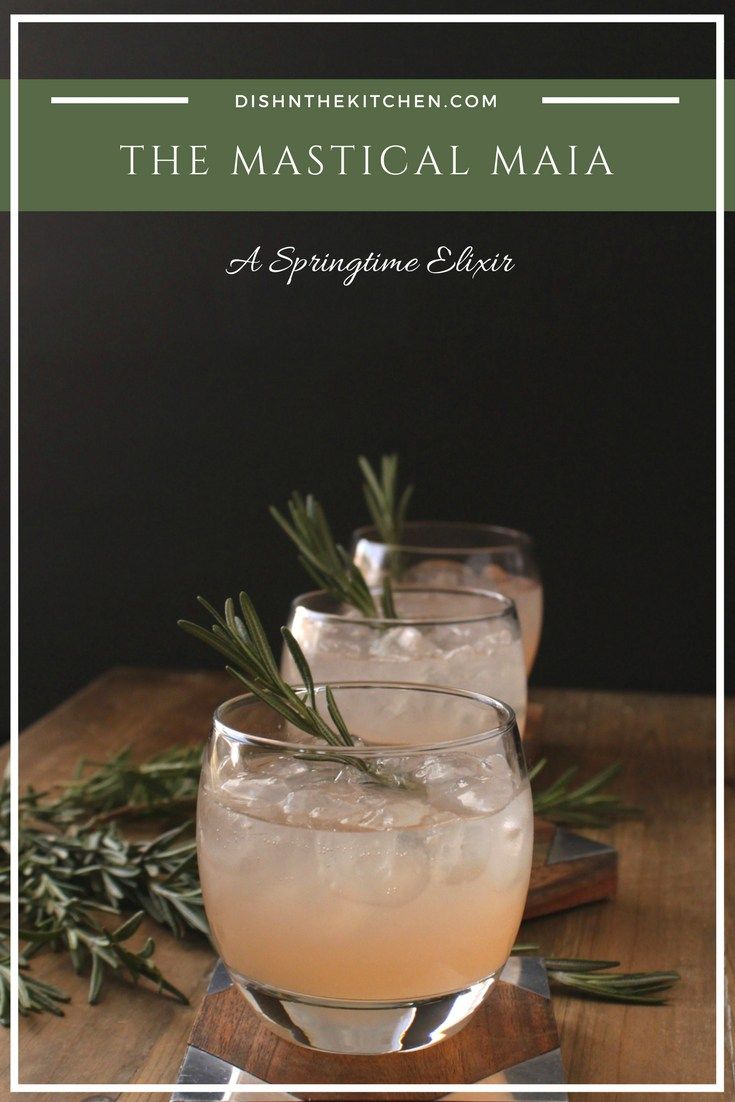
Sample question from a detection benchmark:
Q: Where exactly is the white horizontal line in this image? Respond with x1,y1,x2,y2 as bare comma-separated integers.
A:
542,96,680,105
14,13,723,21
50,96,188,104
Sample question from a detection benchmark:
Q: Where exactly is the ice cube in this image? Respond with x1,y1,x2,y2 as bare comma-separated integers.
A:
479,791,534,891
424,754,516,817
318,831,430,907
289,607,365,661
217,755,346,824
502,815,525,854
412,753,472,786
368,625,437,660
284,777,431,832
428,818,490,884
405,559,470,586
282,787,351,827
473,626,516,654
373,794,431,830
220,772,291,811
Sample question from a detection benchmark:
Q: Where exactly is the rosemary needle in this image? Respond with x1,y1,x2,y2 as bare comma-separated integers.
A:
359,453,414,587
512,948,680,1005
530,758,641,827
358,453,413,548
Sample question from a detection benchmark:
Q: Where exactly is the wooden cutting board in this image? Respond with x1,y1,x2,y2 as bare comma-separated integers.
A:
173,958,566,1100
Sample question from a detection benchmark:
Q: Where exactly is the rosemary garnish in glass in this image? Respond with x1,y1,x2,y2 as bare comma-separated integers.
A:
358,453,413,549
270,491,383,616
359,453,414,582
178,591,406,788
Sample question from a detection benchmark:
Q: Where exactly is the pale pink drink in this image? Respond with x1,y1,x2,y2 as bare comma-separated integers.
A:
282,586,528,734
197,684,533,1054
352,522,543,672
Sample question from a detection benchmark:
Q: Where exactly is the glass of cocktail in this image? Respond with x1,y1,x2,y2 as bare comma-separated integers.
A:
282,585,528,736
351,522,543,673
197,683,532,1054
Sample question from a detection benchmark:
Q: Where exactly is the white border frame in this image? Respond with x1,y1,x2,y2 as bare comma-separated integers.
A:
8,10,726,1096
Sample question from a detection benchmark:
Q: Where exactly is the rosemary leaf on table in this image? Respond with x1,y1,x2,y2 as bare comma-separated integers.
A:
2,772,205,1020
547,960,681,1004
29,745,203,827
530,758,641,827
0,940,71,1026
512,947,680,1004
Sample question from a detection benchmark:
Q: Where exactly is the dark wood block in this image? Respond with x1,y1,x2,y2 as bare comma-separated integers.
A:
524,818,617,920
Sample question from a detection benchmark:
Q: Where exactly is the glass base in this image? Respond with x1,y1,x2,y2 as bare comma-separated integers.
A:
228,968,499,1054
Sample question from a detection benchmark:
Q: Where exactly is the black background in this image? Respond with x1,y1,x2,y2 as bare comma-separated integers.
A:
11,8,720,730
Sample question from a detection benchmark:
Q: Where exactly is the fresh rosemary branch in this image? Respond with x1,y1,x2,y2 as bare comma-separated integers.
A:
2,772,208,1023
19,815,208,957
530,759,641,827
511,947,680,1005
178,591,404,787
270,491,381,617
546,958,680,1004
1,941,70,1026
29,745,203,827
358,453,413,548
270,490,400,619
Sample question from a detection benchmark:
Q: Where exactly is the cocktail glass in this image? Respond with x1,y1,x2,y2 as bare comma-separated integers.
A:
282,586,527,734
351,522,543,672
197,683,533,1055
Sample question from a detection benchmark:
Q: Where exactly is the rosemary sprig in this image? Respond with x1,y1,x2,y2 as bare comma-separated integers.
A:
359,453,413,585
2,771,206,1021
178,591,404,787
1,942,70,1025
512,946,680,1005
530,758,641,827
29,745,203,827
546,959,680,1004
270,491,380,617
18,816,208,948
358,453,413,548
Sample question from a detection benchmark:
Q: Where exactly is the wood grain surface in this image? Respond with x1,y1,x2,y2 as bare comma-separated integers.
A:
1,668,728,1100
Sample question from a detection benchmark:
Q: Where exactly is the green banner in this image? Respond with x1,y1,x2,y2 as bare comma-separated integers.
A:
6,79,729,211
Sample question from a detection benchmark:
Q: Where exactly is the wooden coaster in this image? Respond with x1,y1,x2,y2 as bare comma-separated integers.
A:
524,818,617,920
174,958,565,1101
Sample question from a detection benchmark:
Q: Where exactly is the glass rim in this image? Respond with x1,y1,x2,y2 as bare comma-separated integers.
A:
289,584,516,627
352,520,535,555
212,681,517,755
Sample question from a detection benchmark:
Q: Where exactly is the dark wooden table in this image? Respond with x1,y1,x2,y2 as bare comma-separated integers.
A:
3,668,730,1100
